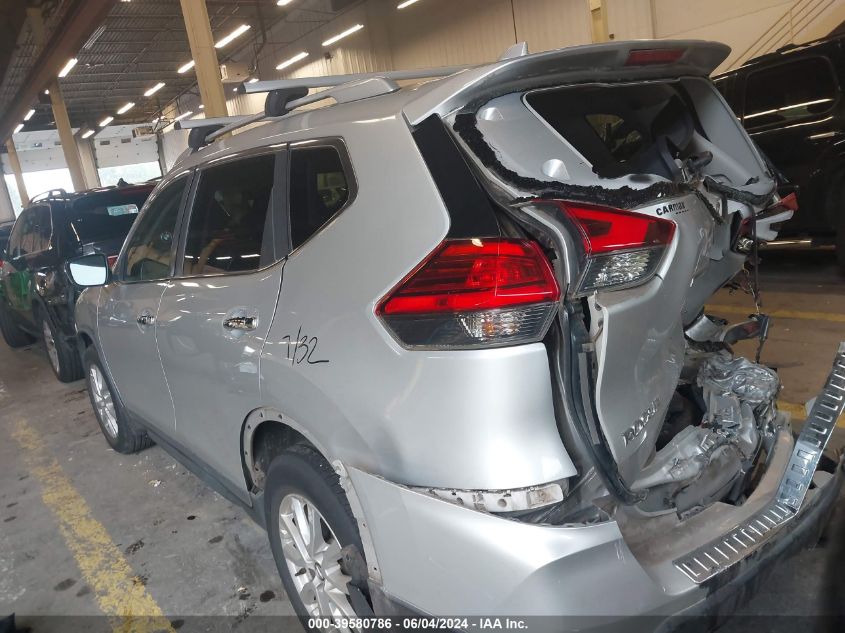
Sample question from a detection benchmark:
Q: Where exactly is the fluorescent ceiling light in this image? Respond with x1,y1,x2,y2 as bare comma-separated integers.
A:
248,77,259,83
397,0,421,8
178,60,195,74
144,82,165,97
173,111,193,122
58,58,78,78
24,109,35,121
81,130,95,139
215,24,251,48
116,102,135,114
99,116,114,127
277,0,294,5
276,51,308,70
322,24,363,47
83,25,106,50
44,89,49,95
14,123,23,134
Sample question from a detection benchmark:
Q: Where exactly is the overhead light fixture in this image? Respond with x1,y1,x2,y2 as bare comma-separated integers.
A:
178,60,195,74
199,104,205,109
83,25,106,50
81,129,95,139
58,58,78,78
144,82,165,97
248,77,259,83
24,109,35,121
276,51,308,70
277,0,294,5
44,89,49,95
173,111,193,122
14,123,23,134
397,0,421,7
116,102,135,115
215,24,251,49
99,116,114,127
322,24,363,47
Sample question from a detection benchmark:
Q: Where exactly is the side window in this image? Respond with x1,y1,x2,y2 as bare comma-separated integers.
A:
743,58,837,128
289,145,351,250
7,211,29,258
15,206,51,256
123,178,188,282
33,206,53,253
181,154,276,276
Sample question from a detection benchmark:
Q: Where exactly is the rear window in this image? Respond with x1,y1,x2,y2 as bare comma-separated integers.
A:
526,82,699,180
66,189,152,247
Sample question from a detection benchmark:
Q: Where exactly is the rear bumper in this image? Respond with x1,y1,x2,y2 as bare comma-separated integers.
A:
352,455,842,624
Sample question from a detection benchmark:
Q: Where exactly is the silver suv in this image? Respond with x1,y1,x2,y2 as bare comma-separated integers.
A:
70,40,844,626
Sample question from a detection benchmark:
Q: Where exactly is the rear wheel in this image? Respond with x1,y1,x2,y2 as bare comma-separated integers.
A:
265,444,365,623
40,313,82,382
83,345,152,454
0,302,34,348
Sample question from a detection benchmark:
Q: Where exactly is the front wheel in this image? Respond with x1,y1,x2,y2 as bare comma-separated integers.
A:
83,346,152,453
265,444,366,623
40,313,82,382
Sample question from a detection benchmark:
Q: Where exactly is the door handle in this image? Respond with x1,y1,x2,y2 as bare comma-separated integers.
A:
137,313,155,326
223,315,257,331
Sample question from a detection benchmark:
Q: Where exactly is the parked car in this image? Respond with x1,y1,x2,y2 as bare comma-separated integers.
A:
0,185,154,381
714,35,845,270
69,40,843,626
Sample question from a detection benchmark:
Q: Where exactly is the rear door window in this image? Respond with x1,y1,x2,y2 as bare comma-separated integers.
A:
180,153,276,276
743,58,837,128
289,145,351,249
16,206,52,256
123,178,188,282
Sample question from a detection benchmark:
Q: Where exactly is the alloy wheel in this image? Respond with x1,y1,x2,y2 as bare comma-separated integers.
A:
278,493,356,620
89,364,118,439
42,320,60,373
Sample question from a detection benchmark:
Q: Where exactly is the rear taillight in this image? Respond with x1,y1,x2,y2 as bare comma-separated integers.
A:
547,201,675,295
107,255,118,269
377,238,560,349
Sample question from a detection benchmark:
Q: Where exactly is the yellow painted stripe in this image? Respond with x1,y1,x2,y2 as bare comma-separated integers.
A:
12,420,175,633
780,401,845,428
707,304,845,324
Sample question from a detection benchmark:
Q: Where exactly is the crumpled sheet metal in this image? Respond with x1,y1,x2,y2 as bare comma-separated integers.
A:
697,352,780,405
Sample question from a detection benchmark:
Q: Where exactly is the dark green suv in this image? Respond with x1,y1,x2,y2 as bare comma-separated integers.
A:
0,185,152,381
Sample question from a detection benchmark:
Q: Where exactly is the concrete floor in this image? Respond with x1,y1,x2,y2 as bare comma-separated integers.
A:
0,249,843,632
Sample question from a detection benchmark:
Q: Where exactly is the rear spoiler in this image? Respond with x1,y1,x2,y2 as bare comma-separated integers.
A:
404,39,731,124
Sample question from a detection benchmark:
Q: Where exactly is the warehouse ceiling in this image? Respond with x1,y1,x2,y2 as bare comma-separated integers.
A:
0,0,354,135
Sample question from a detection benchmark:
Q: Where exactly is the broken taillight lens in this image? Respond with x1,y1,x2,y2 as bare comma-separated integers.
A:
377,238,560,349
546,201,675,295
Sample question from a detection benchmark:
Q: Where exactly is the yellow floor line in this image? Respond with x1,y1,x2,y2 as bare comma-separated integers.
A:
11,420,175,633
780,401,845,428
707,304,845,324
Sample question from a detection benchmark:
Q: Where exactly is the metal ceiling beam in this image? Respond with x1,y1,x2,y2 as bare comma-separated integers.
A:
0,0,119,142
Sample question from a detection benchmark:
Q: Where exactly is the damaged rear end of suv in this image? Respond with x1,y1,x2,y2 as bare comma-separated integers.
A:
343,40,844,625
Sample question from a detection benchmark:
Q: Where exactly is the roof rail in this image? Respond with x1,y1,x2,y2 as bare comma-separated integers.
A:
238,64,467,95
30,189,69,203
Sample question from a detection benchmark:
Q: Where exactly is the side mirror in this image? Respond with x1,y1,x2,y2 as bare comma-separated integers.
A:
67,253,110,287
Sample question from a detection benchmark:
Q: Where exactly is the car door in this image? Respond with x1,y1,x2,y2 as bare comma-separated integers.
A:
97,174,191,435
156,151,285,499
3,206,56,330
741,56,840,232
1,210,30,319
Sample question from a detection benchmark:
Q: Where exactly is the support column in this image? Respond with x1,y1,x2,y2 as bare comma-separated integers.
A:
4,139,29,208
179,0,228,118
0,167,16,221
27,6,87,191
589,0,610,43
77,136,101,189
49,82,87,192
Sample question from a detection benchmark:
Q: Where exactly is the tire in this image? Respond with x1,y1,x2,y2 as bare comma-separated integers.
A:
265,444,367,623
0,301,34,348
83,345,153,454
39,312,83,382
